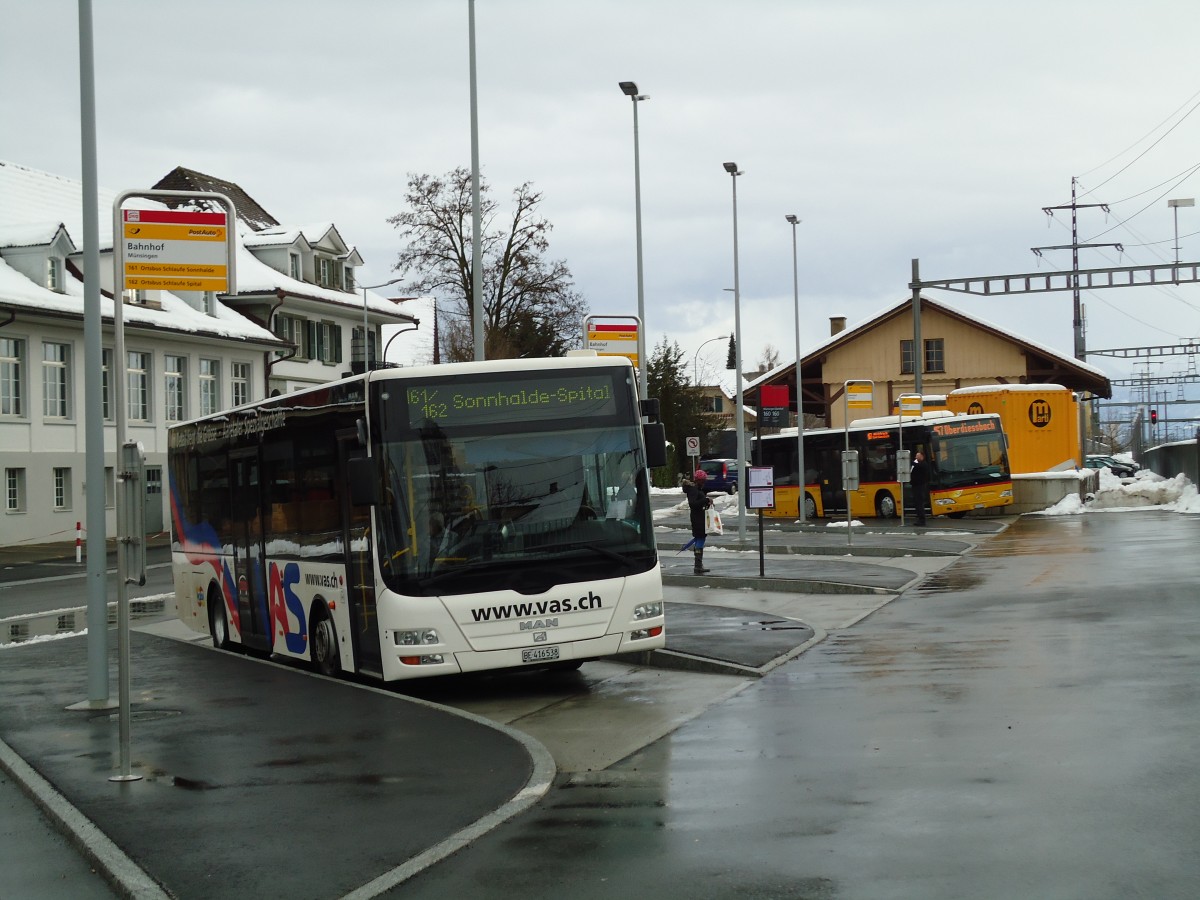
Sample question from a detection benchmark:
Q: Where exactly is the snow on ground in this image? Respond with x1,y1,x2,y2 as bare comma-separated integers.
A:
656,465,1200,524
1036,468,1200,516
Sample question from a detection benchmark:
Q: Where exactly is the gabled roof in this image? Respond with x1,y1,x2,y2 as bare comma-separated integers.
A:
152,166,279,232
0,160,120,248
241,229,312,251
746,294,1112,401
0,221,74,251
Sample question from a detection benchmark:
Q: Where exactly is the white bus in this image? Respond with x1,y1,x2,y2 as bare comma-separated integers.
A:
167,354,668,680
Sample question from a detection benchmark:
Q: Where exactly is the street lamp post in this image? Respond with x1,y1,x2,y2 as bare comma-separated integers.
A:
692,334,726,386
469,0,484,361
620,81,649,400
785,214,806,523
362,277,403,371
724,161,747,542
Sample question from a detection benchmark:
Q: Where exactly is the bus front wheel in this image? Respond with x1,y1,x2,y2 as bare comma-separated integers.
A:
209,588,231,651
875,492,897,519
311,608,341,677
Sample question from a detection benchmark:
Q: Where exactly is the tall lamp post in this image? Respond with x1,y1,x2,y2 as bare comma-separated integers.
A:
620,81,649,400
362,277,403,371
469,0,484,361
785,213,806,523
724,161,747,542
692,334,727,386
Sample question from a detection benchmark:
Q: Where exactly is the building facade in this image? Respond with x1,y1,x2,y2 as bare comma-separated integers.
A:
0,161,421,548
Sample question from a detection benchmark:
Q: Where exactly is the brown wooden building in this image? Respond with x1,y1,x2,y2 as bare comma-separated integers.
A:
746,295,1112,428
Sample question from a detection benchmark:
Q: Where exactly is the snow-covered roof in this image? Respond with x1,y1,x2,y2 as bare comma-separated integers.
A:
0,221,73,250
0,254,281,344
0,160,120,248
746,294,1111,391
240,229,310,249
1,160,412,326
951,383,1068,395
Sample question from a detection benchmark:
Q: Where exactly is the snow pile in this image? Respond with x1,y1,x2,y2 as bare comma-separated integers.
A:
1038,469,1200,516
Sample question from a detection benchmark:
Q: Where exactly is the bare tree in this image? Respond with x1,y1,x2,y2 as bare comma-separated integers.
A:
388,168,588,361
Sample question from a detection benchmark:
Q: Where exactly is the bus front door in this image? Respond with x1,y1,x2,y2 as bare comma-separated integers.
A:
339,437,381,677
816,447,844,515
229,451,271,652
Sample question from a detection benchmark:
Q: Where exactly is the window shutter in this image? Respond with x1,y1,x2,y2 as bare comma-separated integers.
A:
305,320,316,360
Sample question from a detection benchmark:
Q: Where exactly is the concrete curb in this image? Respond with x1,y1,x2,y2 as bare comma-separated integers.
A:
661,573,895,595
0,735,169,900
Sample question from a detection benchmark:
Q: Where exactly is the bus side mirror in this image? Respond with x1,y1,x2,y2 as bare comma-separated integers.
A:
640,398,661,421
347,457,381,506
643,423,668,468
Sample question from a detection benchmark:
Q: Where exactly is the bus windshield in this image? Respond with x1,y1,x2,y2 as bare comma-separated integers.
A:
930,422,1010,489
372,373,656,596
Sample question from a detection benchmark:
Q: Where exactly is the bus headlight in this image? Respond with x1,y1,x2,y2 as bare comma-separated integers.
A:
394,629,440,646
1000,489,1013,498
633,601,663,620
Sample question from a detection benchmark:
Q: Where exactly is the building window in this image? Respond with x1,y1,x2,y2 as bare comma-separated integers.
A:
274,314,307,360
200,358,221,415
5,468,26,512
231,362,250,407
105,467,115,509
318,257,331,286
344,267,355,292
164,354,187,422
289,254,301,280
47,257,62,291
307,321,342,365
41,341,71,419
101,348,113,419
53,467,71,510
924,338,945,373
127,351,151,421
0,337,25,417
900,340,915,376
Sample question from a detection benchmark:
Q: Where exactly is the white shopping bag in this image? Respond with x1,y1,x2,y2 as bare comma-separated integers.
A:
704,507,723,536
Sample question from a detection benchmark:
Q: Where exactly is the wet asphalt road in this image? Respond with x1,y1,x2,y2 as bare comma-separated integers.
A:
395,510,1200,900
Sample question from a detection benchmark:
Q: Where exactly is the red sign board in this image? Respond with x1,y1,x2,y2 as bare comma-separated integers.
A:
759,384,790,407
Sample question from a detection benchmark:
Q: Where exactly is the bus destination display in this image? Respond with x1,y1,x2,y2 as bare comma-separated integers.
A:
406,374,618,427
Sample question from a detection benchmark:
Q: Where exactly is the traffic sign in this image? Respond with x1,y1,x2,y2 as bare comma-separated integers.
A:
847,382,873,408
686,436,700,456
120,208,232,292
586,321,640,366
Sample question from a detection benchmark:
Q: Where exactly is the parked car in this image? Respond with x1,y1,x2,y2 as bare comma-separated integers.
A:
1084,456,1137,478
697,458,743,494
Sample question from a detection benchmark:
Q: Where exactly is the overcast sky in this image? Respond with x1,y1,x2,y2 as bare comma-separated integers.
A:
6,1,1200,398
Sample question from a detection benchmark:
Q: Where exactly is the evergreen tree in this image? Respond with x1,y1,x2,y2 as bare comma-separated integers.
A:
646,337,720,487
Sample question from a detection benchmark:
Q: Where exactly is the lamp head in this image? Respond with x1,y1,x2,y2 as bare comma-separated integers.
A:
723,162,740,175
785,214,800,225
619,81,639,96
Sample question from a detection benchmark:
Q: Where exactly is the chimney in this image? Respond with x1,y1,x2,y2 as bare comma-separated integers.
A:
830,316,846,335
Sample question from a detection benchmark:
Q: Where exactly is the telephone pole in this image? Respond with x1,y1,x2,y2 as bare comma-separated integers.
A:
1032,178,1123,362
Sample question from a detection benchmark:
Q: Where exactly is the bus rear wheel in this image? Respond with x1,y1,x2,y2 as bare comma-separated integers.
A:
209,589,230,651
875,492,897,519
803,494,817,520
311,608,341,677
